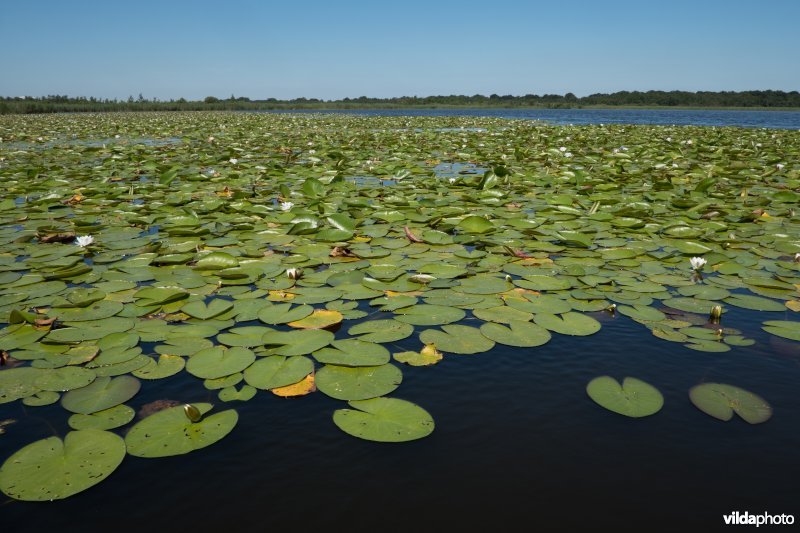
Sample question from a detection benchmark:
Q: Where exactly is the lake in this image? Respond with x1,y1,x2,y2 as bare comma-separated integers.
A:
260,107,800,129
0,111,798,533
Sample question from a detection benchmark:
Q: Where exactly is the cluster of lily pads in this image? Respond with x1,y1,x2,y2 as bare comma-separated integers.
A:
0,111,798,501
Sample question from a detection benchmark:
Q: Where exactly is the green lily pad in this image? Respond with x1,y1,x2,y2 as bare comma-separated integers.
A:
394,304,466,326
586,376,664,418
473,305,533,324
333,397,435,442
217,326,274,347
347,319,415,343
34,367,96,392
61,375,141,414
479,320,551,347
125,403,239,458
315,363,403,401
533,312,601,336
257,303,314,324
68,404,136,430
0,367,44,404
131,354,187,379
186,346,256,380
261,329,335,356
762,320,800,341
419,324,496,354
218,384,257,402
243,355,314,389
617,304,666,322
455,274,513,295
22,390,61,407
516,275,572,291
0,429,126,501
723,293,786,312
181,298,234,320
689,383,772,423
313,339,391,367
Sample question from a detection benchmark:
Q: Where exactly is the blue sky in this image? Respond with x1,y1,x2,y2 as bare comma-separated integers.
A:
1,0,797,100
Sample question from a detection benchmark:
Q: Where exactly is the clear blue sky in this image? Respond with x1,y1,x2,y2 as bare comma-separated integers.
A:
1,0,797,101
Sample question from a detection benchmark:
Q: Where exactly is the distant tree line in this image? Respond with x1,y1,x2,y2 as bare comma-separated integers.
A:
1,90,798,114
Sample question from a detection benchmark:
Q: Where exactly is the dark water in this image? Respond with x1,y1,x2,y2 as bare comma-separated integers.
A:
2,298,798,532
261,107,800,129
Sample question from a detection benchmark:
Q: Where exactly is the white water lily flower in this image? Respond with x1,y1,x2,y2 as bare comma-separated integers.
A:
559,146,567,152
563,152,573,158
795,253,800,263
689,257,707,271
776,163,785,170
229,158,238,164
448,178,456,184
75,235,94,247
286,268,303,280
280,201,294,211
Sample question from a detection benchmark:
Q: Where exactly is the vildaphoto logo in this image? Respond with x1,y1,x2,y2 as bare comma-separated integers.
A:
723,511,795,527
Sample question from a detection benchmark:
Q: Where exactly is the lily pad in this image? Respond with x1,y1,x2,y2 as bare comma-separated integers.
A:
186,346,256,380
313,339,391,367
61,375,141,414
0,429,126,501
689,383,772,424
394,304,466,326
333,397,435,442
316,363,403,400
479,320,551,347
586,376,664,418
533,312,601,336
68,404,136,430
347,319,414,343
261,329,335,356
125,403,239,458
419,324,496,354
244,355,315,389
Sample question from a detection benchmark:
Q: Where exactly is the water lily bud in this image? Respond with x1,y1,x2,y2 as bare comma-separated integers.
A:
183,404,202,422
709,305,722,322
286,268,303,280
409,274,435,284
504,274,513,283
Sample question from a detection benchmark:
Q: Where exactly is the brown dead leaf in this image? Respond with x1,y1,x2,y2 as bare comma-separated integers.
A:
272,373,316,397
34,316,57,327
330,246,355,258
786,300,800,312
404,226,423,243
38,233,76,244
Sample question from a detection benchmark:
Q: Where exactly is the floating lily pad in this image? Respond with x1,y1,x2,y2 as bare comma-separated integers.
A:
244,355,315,389
125,403,239,458
347,319,415,343
61,375,141,414
689,383,772,424
313,339,391,367
533,312,601,336
257,303,314,324
218,384,257,402
131,354,186,379
762,320,800,341
315,363,403,400
34,367,96,392
68,404,136,430
586,376,664,418
261,329,335,356
186,346,256,380
479,320,551,347
0,367,44,404
0,429,126,501
394,304,466,326
333,397,435,442
22,391,61,407
723,293,787,312
287,309,343,329
419,324,496,354
393,343,443,366
181,298,234,320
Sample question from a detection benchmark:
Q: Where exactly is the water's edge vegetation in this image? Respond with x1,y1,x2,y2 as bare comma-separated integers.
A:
2,89,800,114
